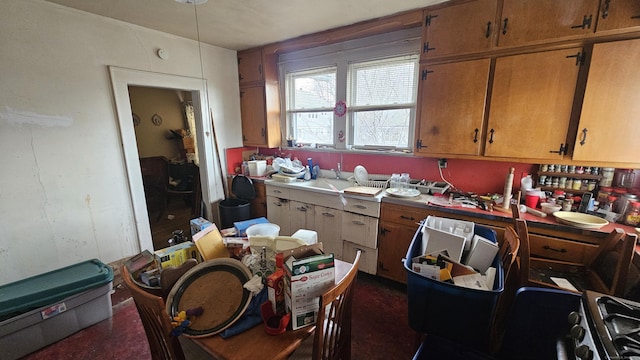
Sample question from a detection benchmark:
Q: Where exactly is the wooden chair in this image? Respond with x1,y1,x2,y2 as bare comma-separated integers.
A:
514,217,635,297
121,264,212,360
489,225,520,354
289,251,361,360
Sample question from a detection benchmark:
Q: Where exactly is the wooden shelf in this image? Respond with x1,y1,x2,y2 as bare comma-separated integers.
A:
537,171,603,180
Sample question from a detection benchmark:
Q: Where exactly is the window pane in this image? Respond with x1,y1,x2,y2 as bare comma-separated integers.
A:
291,70,336,110
350,58,417,107
291,111,334,144
352,109,410,147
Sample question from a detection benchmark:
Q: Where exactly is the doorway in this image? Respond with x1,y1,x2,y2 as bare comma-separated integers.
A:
129,86,199,250
109,66,222,254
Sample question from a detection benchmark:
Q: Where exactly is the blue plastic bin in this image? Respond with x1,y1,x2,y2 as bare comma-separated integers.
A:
404,223,503,351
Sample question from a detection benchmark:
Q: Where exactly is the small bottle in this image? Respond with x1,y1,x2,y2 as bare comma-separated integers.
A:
303,165,311,180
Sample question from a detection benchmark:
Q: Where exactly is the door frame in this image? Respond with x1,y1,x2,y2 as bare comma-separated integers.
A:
109,66,219,253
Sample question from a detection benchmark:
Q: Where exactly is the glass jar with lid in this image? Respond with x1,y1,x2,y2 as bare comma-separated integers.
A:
615,193,638,218
623,200,640,226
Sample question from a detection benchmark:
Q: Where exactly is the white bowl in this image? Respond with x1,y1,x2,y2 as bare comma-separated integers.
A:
540,203,562,214
245,223,280,238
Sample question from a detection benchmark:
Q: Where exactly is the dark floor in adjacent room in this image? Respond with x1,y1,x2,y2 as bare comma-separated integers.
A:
21,272,416,360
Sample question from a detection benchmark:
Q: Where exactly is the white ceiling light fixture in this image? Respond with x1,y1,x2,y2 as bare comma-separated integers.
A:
174,0,208,4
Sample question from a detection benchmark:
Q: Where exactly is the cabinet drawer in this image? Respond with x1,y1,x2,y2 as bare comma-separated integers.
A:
295,189,345,210
343,241,378,275
344,198,380,217
266,185,290,198
529,234,599,263
381,202,429,227
342,212,378,249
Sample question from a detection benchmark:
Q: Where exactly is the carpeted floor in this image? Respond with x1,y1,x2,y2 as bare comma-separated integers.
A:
22,272,416,360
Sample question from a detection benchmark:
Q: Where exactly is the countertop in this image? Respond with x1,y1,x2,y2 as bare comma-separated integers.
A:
380,192,639,238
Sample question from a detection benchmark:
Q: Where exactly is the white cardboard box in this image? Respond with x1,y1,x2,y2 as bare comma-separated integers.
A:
284,253,335,330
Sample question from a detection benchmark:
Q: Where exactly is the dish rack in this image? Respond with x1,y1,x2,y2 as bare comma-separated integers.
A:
347,174,390,188
407,180,450,195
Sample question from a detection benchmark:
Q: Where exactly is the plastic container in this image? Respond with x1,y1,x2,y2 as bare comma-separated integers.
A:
0,259,114,360
246,223,281,239
404,224,503,351
247,160,267,177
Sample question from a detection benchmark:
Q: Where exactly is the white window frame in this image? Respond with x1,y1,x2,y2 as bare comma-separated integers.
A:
279,28,421,151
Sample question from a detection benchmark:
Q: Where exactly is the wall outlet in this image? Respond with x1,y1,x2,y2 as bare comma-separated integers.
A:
438,158,447,169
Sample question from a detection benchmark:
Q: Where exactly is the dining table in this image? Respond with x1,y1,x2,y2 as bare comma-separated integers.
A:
188,258,353,360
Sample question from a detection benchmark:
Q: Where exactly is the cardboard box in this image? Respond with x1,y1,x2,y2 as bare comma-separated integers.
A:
284,253,335,330
154,241,201,269
192,224,229,261
190,217,212,236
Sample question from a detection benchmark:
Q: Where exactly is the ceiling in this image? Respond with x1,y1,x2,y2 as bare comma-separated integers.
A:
45,0,448,51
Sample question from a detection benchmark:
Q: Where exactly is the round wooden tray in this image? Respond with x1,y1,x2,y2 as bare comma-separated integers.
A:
166,258,252,337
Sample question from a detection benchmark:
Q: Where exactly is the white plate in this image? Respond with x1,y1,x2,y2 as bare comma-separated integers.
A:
553,211,609,229
385,188,421,198
354,165,368,185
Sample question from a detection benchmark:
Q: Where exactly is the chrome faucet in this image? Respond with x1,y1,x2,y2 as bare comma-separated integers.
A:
332,163,341,179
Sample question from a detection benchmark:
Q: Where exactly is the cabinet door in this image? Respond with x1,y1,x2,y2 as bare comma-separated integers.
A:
377,221,416,284
315,206,343,260
343,240,378,275
266,196,291,235
484,48,582,159
237,48,263,85
289,200,315,235
596,0,640,33
240,85,267,147
572,39,640,163
415,59,490,156
421,0,498,59
498,0,599,47
249,182,267,218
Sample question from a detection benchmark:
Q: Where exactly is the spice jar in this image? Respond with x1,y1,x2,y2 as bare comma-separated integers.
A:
572,179,582,190
566,178,574,190
624,200,640,226
600,168,615,187
597,187,613,204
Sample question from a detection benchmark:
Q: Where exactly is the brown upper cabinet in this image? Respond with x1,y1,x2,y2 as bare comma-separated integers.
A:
497,0,600,48
572,38,640,163
484,48,584,160
421,0,498,59
415,59,491,156
237,48,281,148
596,0,640,33
237,48,263,85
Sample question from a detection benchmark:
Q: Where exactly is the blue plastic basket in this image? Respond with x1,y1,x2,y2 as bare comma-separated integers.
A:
405,223,503,351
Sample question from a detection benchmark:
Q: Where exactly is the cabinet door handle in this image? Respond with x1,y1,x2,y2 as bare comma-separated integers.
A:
570,15,593,29
485,21,492,38
400,215,416,221
261,128,265,137
601,0,610,19
502,18,509,35
258,64,262,75
322,212,335,217
273,189,282,194
549,143,567,155
579,128,588,146
354,204,367,209
632,14,640,20
296,206,307,212
422,42,436,54
473,128,479,143
488,128,495,144
354,247,366,253
566,52,585,66
352,221,365,226
273,201,283,207
543,245,567,253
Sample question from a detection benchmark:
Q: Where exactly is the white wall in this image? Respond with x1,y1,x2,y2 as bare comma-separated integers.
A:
0,0,244,285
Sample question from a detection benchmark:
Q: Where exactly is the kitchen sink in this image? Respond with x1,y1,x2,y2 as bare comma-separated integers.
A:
296,178,353,192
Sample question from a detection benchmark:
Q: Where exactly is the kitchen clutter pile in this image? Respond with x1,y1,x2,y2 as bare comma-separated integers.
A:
410,216,499,291
126,216,335,337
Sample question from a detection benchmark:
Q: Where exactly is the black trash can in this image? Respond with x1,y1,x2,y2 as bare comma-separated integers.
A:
219,198,251,229
219,175,256,229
